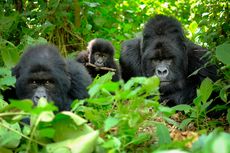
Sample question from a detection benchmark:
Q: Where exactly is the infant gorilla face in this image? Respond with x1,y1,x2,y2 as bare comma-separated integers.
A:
92,52,109,67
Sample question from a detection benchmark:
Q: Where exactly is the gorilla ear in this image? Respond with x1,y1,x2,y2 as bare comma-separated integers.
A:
12,65,20,78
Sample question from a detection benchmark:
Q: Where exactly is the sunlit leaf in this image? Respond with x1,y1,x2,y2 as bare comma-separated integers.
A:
45,131,99,153
156,123,171,145
0,120,21,148
172,104,192,114
10,99,33,112
216,43,230,65
104,117,119,132
199,78,213,103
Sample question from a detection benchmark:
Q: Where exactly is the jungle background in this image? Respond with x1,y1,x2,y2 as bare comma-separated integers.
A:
0,0,229,153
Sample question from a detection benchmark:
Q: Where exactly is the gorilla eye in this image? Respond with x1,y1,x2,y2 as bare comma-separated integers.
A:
45,80,54,86
32,80,37,84
45,80,50,85
29,80,38,87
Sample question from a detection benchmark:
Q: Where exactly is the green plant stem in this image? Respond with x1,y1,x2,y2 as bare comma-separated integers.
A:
26,115,42,153
0,118,46,146
0,112,30,117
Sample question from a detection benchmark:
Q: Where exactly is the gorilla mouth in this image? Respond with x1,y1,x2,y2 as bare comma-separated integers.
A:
95,62,104,67
160,81,171,86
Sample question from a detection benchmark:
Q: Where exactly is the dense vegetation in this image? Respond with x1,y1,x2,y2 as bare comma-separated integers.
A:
0,0,229,153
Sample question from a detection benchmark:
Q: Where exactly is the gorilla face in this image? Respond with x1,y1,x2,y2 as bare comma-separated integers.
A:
15,65,70,105
141,38,188,91
88,38,115,68
13,45,71,110
91,52,109,67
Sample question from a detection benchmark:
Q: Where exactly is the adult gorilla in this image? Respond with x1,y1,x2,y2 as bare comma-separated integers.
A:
12,44,92,111
120,15,217,105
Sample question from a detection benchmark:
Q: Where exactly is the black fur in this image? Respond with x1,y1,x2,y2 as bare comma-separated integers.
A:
120,15,217,105
12,44,91,111
77,38,120,81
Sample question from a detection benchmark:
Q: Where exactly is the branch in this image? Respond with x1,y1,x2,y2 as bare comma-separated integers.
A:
86,63,116,72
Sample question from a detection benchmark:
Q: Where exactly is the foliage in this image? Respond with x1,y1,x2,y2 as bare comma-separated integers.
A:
0,0,229,152
0,74,229,152
0,98,100,153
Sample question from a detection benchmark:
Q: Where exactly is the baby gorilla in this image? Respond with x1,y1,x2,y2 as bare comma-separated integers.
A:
77,38,120,81
12,44,92,111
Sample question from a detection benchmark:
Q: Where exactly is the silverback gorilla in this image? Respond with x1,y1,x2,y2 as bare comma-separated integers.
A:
120,15,217,105
12,44,92,111
77,38,120,81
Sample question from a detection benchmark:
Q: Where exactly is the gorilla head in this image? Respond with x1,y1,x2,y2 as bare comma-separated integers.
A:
120,15,217,105
13,44,91,110
88,38,115,67
77,38,120,81
141,15,188,93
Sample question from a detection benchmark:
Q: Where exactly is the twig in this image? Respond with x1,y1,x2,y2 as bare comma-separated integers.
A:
86,63,116,72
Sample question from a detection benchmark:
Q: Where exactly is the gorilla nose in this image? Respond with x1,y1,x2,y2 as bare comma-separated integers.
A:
156,67,169,78
33,87,48,104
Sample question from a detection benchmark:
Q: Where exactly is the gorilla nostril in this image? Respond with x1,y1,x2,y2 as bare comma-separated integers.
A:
156,67,168,77
163,69,168,75
157,69,162,75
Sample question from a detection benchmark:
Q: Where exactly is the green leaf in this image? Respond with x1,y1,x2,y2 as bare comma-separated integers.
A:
128,112,140,127
88,72,114,97
38,128,55,139
189,21,198,34
132,133,151,145
0,99,8,109
215,43,230,65
39,111,55,122
172,104,192,114
53,112,94,142
211,132,230,153
193,95,202,106
199,78,213,103
219,86,229,102
102,136,121,149
1,47,19,68
158,106,175,116
227,109,230,124
153,150,188,153
156,123,171,145
143,76,160,93
102,82,120,92
0,76,16,87
0,147,13,153
58,111,87,126
10,99,33,112
179,118,193,130
87,96,113,105
104,117,119,132
0,120,21,148
45,131,99,153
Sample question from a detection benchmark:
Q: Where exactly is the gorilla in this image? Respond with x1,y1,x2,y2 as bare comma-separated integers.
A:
120,15,217,105
77,38,120,81
12,44,92,111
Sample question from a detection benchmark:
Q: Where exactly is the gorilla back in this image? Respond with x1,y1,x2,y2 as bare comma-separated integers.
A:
12,44,92,111
120,15,217,105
